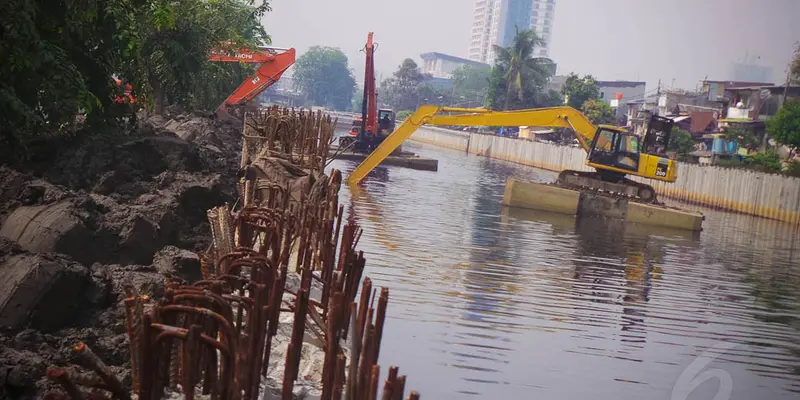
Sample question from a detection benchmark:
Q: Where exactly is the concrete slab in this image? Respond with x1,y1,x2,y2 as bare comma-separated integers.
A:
626,202,704,231
502,178,704,231
502,177,579,214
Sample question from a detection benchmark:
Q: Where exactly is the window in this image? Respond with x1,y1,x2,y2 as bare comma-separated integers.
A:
620,135,640,154
595,130,614,152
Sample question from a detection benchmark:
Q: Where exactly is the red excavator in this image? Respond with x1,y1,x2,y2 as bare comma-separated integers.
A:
112,44,295,119
339,32,395,153
208,44,296,119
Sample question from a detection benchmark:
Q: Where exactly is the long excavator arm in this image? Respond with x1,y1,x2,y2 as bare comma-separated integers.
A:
208,46,296,118
346,105,604,184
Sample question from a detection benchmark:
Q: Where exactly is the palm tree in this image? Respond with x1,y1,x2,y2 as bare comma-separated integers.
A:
491,27,552,110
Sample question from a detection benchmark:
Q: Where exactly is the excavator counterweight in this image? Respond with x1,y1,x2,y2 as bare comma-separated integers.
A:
345,105,677,204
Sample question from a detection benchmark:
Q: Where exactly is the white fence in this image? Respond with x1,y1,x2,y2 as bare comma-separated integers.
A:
409,126,800,225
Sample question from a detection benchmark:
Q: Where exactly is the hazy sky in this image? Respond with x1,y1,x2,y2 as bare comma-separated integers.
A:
262,0,800,91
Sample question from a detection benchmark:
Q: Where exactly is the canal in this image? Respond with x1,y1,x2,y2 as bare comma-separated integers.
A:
326,140,800,399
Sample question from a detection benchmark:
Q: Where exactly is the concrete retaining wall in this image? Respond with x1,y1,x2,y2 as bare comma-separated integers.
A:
409,126,800,225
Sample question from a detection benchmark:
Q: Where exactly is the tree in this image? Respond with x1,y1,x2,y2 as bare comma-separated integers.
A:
581,99,615,125
725,126,760,151
486,28,554,110
668,126,696,156
380,59,431,111
292,46,356,110
766,100,800,155
538,90,564,107
563,73,601,109
452,64,491,105
790,42,800,85
122,0,271,114
1,0,272,157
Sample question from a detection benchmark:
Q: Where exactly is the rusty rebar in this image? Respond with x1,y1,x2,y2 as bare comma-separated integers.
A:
72,343,130,400
46,368,86,400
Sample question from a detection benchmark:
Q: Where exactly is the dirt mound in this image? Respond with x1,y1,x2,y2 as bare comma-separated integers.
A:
0,113,242,399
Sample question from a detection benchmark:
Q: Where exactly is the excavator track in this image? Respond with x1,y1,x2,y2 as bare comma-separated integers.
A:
556,170,659,204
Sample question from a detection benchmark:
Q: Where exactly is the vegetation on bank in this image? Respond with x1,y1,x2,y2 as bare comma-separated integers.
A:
1,0,271,159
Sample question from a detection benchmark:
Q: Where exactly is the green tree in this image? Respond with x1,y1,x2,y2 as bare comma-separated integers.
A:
668,126,696,156
292,46,356,110
766,100,800,155
452,64,491,105
790,42,800,84
581,99,616,125
563,73,600,109
0,0,271,156
538,90,564,107
487,28,554,110
725,126,760,150
122,0,270,114
380,59,431,111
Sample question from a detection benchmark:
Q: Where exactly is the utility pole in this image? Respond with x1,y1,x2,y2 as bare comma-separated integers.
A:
782,67,792,107
655,79,661,116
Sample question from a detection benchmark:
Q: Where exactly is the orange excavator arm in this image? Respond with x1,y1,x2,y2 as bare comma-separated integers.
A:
208,45,296,118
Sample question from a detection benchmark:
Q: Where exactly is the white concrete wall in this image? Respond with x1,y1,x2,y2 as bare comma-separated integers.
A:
409,126,800,225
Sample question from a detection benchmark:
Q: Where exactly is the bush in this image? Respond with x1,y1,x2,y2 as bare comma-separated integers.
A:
786,160,800,177
396,110,412,121
744,150,783,172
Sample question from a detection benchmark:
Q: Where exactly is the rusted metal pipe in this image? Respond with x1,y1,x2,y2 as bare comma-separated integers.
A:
46,368,86,400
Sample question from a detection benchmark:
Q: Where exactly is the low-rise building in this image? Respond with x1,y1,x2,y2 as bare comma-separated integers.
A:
419,52,490,79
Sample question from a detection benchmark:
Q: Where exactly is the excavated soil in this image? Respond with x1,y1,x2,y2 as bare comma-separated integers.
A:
0,113,245,399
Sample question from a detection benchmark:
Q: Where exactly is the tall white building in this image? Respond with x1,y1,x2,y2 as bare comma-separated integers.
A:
468,0,556,65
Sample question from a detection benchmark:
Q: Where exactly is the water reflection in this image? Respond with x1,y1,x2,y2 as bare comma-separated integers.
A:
328,144,800,399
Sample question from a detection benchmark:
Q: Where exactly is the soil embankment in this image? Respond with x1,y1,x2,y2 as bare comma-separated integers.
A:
0,112,243,399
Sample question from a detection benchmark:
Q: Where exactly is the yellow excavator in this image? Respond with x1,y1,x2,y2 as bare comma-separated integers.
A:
345,105,677,204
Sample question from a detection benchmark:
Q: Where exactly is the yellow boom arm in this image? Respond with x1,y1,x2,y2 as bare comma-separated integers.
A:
346,105,604,185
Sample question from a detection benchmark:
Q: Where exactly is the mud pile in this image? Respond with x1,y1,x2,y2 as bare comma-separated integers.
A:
0,114,243,399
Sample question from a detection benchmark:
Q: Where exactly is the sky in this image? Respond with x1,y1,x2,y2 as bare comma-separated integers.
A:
261,0,800,92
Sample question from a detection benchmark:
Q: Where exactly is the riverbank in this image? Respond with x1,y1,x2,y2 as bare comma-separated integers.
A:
407,126,800,225
0,108,420,399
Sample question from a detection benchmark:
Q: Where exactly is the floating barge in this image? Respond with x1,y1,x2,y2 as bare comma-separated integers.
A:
328,145,439,172
502,177,704,231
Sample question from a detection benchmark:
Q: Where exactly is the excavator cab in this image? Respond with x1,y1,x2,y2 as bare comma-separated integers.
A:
377,109,395,137
588,126,641,174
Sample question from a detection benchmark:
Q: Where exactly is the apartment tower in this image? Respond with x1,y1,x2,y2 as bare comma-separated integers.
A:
468,0,556,65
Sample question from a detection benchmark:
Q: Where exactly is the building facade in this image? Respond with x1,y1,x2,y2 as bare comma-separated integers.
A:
468,0,555,65
596,80,646,120
420,52,489,79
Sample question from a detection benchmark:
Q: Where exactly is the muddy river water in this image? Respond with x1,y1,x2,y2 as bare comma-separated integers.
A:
326,141,800,399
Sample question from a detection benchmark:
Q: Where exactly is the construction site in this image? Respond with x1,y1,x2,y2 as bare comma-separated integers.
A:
1,24,799,400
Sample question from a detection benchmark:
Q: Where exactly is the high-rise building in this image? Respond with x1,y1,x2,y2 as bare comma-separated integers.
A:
468,0,555,65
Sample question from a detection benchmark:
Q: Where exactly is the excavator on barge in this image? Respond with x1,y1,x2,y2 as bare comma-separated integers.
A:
345,105,677,204
338,32,397,153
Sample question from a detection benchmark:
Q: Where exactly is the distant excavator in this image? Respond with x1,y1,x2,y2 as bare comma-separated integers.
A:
345,105,676,204
338,32,396,153
112,44,295,120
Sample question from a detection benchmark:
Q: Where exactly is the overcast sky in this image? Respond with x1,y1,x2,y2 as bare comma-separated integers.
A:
261,0,800,91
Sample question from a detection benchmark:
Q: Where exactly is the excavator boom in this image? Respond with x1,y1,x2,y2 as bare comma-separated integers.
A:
209,46,296,119
347,105,604,184
345,104,678,204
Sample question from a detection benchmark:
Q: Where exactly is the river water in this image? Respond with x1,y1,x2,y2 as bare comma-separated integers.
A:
326,140,800,400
